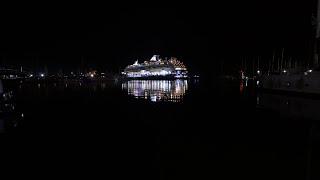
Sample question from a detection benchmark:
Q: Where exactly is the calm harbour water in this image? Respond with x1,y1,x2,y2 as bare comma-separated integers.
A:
0,79,320,179
122,80,189,102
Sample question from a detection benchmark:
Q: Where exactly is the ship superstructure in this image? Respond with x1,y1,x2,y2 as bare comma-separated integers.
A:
122,55,188,78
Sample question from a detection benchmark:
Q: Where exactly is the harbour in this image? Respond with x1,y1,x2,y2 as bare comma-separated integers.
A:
1,2,320,179
0,78,320,179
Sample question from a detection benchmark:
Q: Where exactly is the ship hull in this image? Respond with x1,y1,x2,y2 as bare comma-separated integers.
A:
121,74,188,80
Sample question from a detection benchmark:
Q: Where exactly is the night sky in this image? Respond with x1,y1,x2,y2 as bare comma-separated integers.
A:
0,2,316,75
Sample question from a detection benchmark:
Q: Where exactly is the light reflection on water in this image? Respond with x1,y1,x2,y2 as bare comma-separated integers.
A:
239,79,320,120
256,93,320,120
122,80,188,102
0,92,24,133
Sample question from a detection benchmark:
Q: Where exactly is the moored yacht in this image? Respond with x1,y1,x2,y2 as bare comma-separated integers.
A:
259,0,320,95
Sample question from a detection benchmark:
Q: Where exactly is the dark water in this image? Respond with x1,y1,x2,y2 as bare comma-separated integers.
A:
0,79,320,179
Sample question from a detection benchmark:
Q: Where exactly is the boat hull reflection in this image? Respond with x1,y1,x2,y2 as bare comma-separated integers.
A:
257,93,320,120
122,80,188,102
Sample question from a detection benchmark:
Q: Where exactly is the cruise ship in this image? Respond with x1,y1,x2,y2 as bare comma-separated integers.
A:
122,55,188,79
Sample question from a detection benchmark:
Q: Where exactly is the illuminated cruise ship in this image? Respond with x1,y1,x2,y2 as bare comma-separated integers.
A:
122,55,188,79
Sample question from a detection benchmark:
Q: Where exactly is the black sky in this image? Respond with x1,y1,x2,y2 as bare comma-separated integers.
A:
0,1,316,75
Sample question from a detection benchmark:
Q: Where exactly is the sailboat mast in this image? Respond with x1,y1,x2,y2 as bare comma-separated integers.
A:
271,50,275,72
252,57,255,76
280,48,284,71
